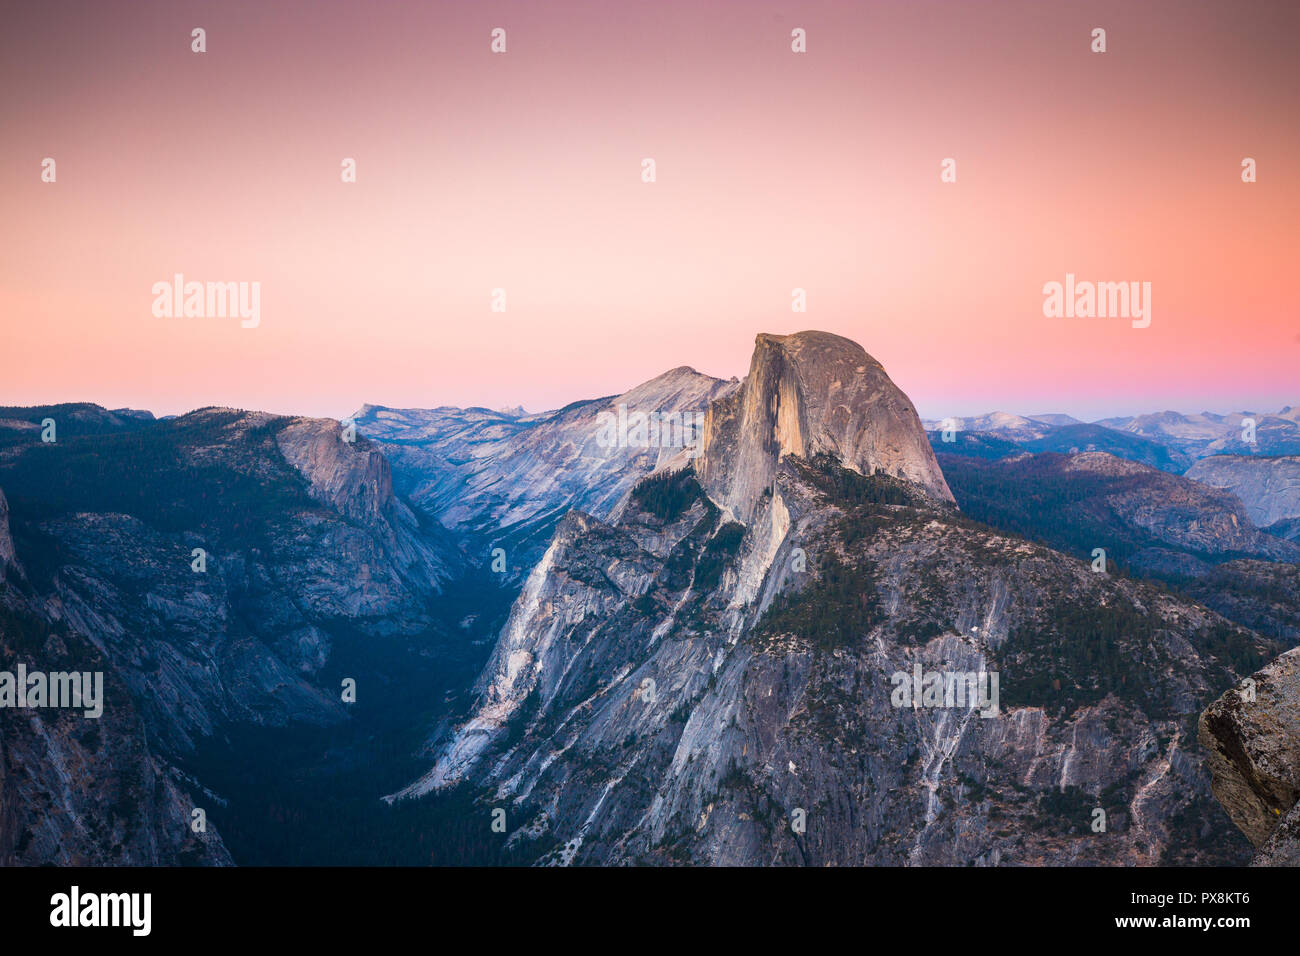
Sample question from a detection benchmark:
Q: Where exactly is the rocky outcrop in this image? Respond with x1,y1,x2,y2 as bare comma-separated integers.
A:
1199,647,1300,864
401,332,1264,866
1255,801,1300,865
274,415,456,599
698,331,952,523
1187,455,1300,529
0,487,14,572
276,419,394,522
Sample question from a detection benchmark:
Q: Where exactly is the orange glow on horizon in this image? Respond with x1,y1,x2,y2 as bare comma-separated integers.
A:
2,0,1297,422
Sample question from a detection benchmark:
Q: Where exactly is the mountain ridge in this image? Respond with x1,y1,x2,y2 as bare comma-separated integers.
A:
391,330,1273,865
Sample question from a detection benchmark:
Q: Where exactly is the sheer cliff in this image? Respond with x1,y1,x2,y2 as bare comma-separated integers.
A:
698,331,952,523
0,408,465,864
397,332,1268,865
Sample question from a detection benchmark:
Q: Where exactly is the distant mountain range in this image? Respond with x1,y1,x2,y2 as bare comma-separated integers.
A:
924,406,1300,472
919,406,1300,544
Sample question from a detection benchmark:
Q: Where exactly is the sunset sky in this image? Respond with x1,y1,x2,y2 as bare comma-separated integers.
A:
3,0,1297,422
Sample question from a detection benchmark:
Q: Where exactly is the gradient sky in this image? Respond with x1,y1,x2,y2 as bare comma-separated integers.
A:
3,0,1297,422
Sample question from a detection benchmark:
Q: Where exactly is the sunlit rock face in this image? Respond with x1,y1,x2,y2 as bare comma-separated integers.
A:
1187,455,1300,531
698,331,952,523
355,366,739,574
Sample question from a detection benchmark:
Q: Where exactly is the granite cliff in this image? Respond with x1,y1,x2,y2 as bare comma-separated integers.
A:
396,332,1268,865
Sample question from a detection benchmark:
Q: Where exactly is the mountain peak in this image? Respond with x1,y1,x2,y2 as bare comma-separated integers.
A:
602,366,736,430
697,330,953,521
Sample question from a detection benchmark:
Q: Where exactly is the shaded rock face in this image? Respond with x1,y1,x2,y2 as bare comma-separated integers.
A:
356,366,738,574
0,488,14,571
1199,647,1300,864
1256,801,1300,865
1186,455,1300,529
272,415,458,608
0,407,463,864
1265,516,1300,543
698,332,953,523
0,588,231,866
403,333,1265,866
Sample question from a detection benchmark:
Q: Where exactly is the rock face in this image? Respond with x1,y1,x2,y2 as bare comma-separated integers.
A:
1256,802,1300,865
1187,455,1300,530
0,487,14,572
0,583,230,865
698,332,952,523
400,331,1267,865
0,406,464,864
1199,647,1300,865
273,415,458,605
277,419,393,522
355,366,738,573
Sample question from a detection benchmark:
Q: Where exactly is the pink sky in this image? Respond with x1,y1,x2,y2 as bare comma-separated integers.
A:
2,0,1297,422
